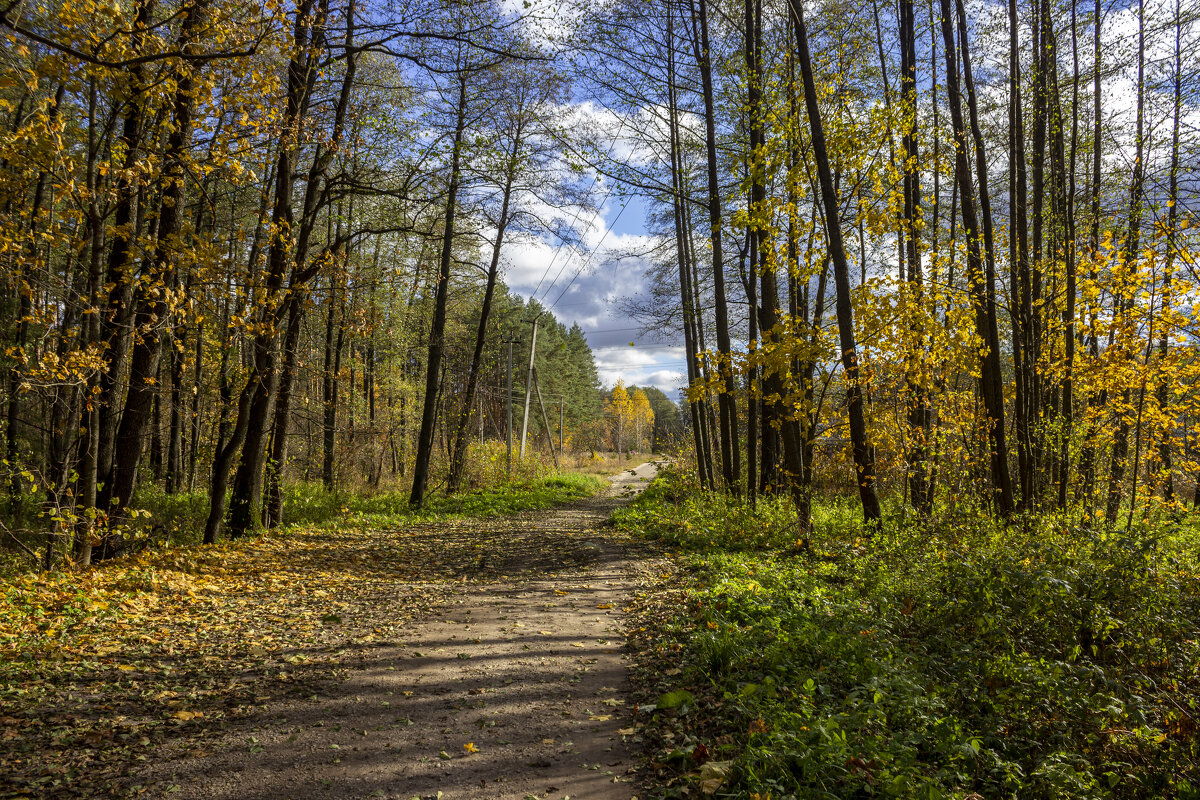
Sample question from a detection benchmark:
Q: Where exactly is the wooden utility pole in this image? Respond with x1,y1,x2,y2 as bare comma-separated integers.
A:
519,317,540,458
503,335,518,475
559,396,564,455
533,368,559,470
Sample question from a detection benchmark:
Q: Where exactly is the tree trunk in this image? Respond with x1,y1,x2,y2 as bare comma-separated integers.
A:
788,0,882,525
109,0,205,512
1078,0,1103,504
1008,0,1033,506
1104,0,1145,525
448,160,517,494
899,0,930,515
74,77,106,566
264,297,305,526
1155,0,1182,506
323,280,345,491
666,6,712,490
689,0,739,493
165,321,185,494
411,74,468,508
226,0,353,538
939,0,1015,516
209,0,330,542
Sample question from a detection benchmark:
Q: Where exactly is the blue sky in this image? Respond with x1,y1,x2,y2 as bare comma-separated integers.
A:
502,193,688,398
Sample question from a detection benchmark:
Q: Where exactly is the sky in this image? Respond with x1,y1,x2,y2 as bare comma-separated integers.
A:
471,0,692,400
490,0,1183,403
501,192,689,399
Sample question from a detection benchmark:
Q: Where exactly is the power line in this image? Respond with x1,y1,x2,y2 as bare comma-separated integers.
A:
581,326,650,334
549,197,631,307
528,112,636,304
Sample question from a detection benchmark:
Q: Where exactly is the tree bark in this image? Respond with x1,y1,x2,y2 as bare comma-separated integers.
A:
226,0,354,537
899,0,930,515
109,0,205,513
787,0,882,525
264,296,305,526
939,0,1015,516
1105,0,1145,525
1155,0,1182,506
208,0,329,542
411,74,468,508
1008,0,1033,506
689,0,740,493
447,144,518,493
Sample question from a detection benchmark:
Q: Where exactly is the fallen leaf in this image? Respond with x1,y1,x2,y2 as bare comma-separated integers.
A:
697,759,734,794
656,690,695,710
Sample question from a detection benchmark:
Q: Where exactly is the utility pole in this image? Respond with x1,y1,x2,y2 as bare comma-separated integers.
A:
519,316,540,458
502,334,518,475
558,396,564,455
533,367,559,470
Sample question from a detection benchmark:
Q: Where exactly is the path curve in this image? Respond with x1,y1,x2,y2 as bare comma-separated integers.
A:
141,461,663,800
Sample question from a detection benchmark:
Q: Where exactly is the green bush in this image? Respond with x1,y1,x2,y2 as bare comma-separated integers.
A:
620,470,1200,800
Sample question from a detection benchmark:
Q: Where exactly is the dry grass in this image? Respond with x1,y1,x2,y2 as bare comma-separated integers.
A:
563,450,652,479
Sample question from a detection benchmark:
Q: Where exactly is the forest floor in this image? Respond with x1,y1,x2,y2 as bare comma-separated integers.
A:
1,461,666,800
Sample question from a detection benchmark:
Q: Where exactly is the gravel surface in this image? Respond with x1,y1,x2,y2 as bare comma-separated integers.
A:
138,461,663,800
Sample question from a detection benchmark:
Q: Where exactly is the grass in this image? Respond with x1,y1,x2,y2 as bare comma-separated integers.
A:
0,468,607,798
0,468,609,575
135,469,606,545
1,470,607,656
615,466,1200,800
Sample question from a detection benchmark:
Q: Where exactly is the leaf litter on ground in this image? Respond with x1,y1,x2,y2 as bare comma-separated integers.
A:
0,476,609,798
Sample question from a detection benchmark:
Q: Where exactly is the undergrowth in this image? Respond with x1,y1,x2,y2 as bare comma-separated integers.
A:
136,470,604,546
617,467,1200,800
0,472,604,651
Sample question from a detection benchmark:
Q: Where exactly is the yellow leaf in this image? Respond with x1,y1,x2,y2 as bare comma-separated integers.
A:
462,742,478,753
116,664,136,671
596,603,613,609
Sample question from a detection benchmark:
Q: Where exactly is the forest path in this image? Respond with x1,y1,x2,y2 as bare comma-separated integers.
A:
140,460,664,800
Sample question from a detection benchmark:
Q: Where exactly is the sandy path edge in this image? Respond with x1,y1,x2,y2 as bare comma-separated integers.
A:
136,461,664,800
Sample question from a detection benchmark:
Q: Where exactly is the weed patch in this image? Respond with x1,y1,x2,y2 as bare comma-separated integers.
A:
619,468,1200,800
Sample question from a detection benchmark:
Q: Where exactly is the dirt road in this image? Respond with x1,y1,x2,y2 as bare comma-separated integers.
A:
140,461,663,800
